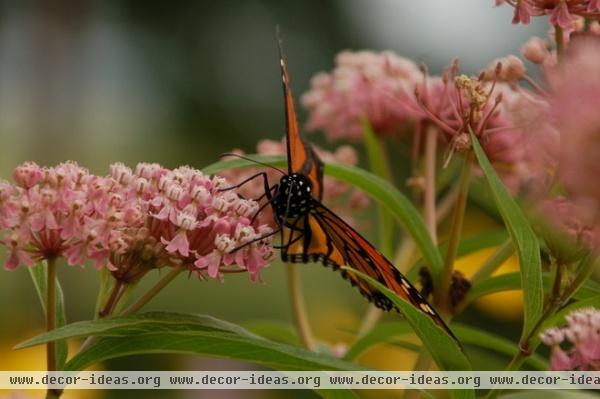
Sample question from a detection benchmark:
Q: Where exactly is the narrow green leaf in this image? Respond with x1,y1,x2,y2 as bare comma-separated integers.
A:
203,155,444,283
466,272,599,304
27,262,68,370
362,118,395,258
471,133,543,339
451,324,548,370
344,268,472,373
342,276,478,399
17,312,365,373
243,320,300,346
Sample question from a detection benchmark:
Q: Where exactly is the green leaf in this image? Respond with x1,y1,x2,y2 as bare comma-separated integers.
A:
341,270,475,399
242,320,300,346
344,321,413,361
362,118,395,258
27,262,68,370
451,324,548,370
343,268,472,374
471,133,543,340
345,321,547,370
17,312,365,374
203,155,444,284
466,272,599,304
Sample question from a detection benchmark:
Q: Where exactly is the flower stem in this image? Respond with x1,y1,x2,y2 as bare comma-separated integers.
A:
121,267,183,316
98,281,125,318
471,238,514,283
287,263,316,351
434,151,473,313
554,25,564,57
485,301,560,399
486,261,570,399
424,126,438,245
45,257,60,399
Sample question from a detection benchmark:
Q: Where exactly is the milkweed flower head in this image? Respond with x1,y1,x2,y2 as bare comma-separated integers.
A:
541,307,600,370
301,50,423,141
413,59,544,191
0,161,273,283
220,138,369,226
498,0,600,27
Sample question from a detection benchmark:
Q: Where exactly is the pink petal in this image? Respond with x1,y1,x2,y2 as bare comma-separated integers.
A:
550,347,574,370
550,2,573,29
194,251,221,278
161,231,190,257
64,242,86,266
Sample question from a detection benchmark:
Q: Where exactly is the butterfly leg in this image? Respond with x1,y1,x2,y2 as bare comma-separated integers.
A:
218,171,271,193
228,227,282,253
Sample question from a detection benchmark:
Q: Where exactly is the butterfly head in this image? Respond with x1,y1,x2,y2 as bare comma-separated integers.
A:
273,173,313,220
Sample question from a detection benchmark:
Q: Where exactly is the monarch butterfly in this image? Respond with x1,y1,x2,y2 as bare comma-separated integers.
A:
227,32,455,339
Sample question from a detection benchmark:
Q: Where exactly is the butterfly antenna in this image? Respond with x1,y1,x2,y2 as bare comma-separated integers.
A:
219,153,286,175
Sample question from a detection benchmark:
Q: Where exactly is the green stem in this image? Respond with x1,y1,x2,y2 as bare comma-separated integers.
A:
434,151,473,312
98,280,125,318
485,301,560,399
287,263,316,351
45,257,60,399
471,238,514,283
120,267,183,316
423,126,438,245
486,261,570,399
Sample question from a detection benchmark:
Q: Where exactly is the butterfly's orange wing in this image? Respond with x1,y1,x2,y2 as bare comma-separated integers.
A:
281,201,454,338
277,34,324,200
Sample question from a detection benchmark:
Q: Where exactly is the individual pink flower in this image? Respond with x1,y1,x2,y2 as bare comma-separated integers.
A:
481,55,526,84
541,307,600,370
520,36,552,64
301,50,423,141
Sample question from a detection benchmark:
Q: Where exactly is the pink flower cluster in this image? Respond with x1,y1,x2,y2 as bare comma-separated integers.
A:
526,35,600,252
541,307,600,370
300,49,537,191
221,138,369,226
0,161,273,282
301,50,423,140
498,0,600,27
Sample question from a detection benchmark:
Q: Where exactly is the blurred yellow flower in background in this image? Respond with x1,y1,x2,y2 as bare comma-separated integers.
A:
0,333,99,399
455,247,523,321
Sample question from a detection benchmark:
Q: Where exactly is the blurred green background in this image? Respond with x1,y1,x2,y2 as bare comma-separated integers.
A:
0,1,547,398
